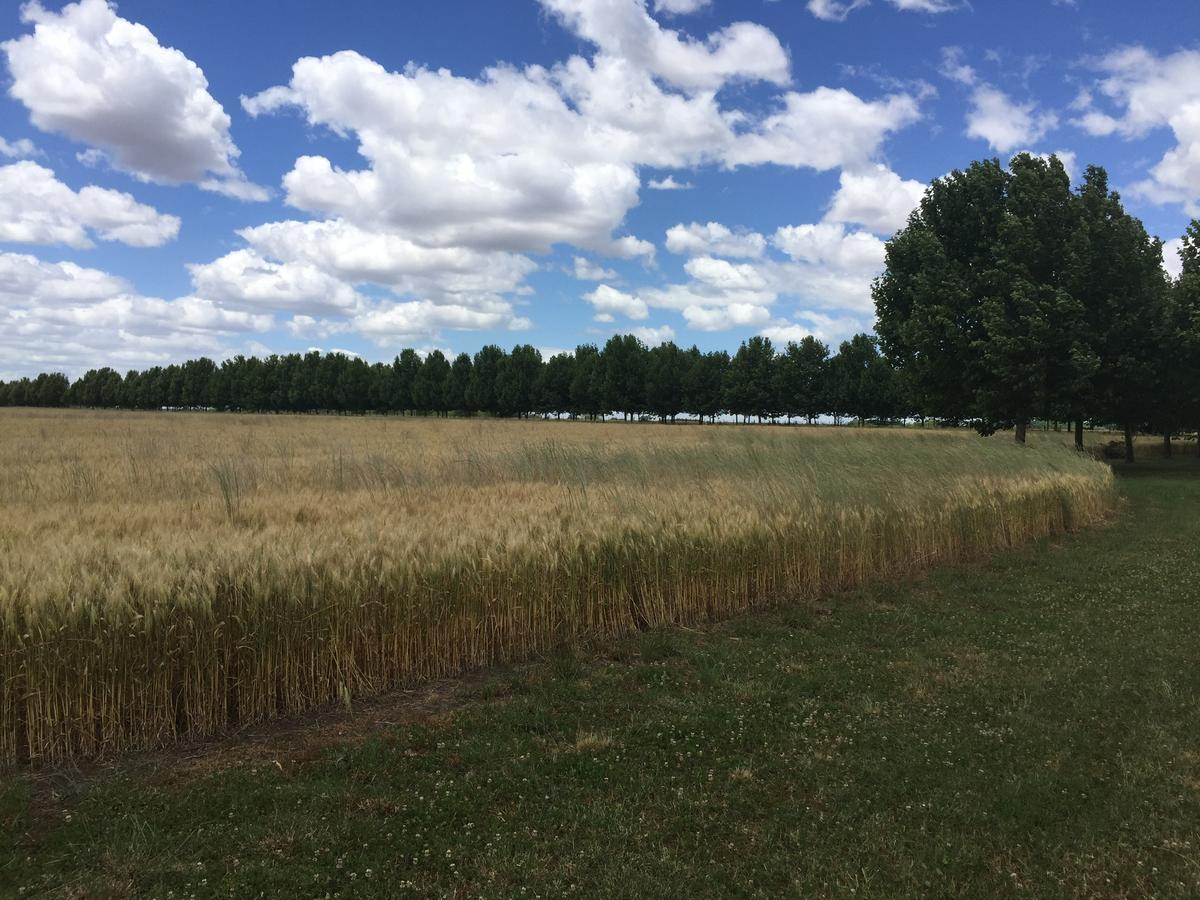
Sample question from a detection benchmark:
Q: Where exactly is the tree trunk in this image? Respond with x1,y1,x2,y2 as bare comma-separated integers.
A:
1164,432,1173,459
1124,423,1135,463
1015,419,1028,444
1074,419,1084,451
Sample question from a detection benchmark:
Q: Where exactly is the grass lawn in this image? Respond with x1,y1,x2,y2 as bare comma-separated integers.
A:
2,459,1198,898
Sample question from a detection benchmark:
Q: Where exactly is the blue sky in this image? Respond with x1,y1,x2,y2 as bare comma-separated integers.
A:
0,0,1197,378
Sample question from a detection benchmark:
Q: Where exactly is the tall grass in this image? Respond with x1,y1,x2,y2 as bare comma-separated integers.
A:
0,409,1116,764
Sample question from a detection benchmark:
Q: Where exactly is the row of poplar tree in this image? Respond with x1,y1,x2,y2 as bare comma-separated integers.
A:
874,154,1200,461
0,332,905,425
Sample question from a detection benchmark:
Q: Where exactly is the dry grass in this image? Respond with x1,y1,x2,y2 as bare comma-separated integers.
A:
0,409,1116,764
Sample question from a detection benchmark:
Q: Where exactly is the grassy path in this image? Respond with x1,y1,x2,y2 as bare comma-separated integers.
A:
3,462,1199,898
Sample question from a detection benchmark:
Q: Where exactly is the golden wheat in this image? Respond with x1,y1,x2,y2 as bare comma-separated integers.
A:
0,409,1116,764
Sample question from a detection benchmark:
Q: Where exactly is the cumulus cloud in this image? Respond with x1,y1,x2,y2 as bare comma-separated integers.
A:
0,251,271,376
761,310,868,345
0,161,180,248
539,0,790,91
770,223,886,314
647,175,692,190
726,88,922,171
1073,47,1200,213
237,219,536,302
187,249,363,317
575,215,887,337
665,221,766,258
353,299,530,345
966,85,1057,153
806,0,868,21
631,324,675,345
824,164,925,235
573,256,618,280
809,0,958,20
584,284,649,320
652,0,710,14
242,14,922,262
0,136,37,158
939,46,977,86
0,0,931,369
890,0,958,11
2,0,266,199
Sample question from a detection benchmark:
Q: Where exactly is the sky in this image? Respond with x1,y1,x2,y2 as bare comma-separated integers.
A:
0,0,1198,379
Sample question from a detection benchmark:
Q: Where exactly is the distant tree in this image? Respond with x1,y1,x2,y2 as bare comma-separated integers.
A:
497,344,542,417
447,352,474,413
393,349,422,414
600,334,647,420
535,352,574,418
724,337,778,422
413,350,451,415
645,341,686,422
683,348,728,423
828,334,882,425
569,344,603,420
775,336,829,424
468,345,506,416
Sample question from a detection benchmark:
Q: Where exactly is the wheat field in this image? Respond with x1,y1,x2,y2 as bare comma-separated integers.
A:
0,409,1116,764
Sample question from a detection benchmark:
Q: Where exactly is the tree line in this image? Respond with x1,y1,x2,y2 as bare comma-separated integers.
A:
0,332,909,425
875,154,1200,461
4,155,1197,456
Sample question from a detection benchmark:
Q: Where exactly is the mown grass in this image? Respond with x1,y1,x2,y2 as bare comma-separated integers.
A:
0,410,1113,763
2,460,1197,897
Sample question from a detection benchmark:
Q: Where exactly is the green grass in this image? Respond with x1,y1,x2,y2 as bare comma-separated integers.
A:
3,461,1199,898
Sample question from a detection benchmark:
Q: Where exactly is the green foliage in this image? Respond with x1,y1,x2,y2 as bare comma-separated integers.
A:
876,154,1180,452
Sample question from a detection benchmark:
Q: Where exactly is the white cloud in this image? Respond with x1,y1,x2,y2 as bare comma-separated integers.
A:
889,0,957,11
0,136,37,158
681,303,771,331
652,0,710,14
770,223,886,314
0,251,271,376
726,88,922,171
632,324,675,345
352,299,530,345
0,251,129,305
966,85,1057,153
573,256,618,280
1074,47,1200,214
244,53,644,255
584,284,649,320
665,221,766,258
187,249,363,317
825,164,924,235
1164,237,1184,280
237,219,536,302
0,161,180,248
242,30,922,263
589,217,887,336
647,175,693,190
809,0,957,20
806,0,868,22
540,0,789,92
684,256,770,292
3,0,266,199
762,310,867,345
939,46,977,86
